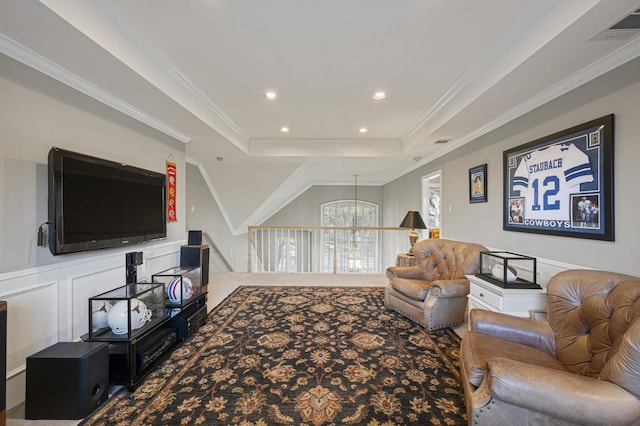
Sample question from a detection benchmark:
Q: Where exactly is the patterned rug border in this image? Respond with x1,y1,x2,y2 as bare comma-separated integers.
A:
82,285,467,425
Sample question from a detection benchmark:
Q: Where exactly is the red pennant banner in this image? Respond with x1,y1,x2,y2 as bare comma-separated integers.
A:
166,161,177,222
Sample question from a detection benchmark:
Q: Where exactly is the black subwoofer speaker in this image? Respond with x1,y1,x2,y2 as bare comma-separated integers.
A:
25,341,109,419
180,244,210,286
188,230,203,245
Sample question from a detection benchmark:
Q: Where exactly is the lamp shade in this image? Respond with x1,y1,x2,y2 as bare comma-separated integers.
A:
399,211,427,229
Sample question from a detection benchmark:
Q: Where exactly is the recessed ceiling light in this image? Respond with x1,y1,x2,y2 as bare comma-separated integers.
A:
264,91,278,100
280,126,290,133
359,127,368,134
372,91,386,100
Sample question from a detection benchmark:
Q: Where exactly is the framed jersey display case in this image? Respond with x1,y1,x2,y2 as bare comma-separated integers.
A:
503,114,614,241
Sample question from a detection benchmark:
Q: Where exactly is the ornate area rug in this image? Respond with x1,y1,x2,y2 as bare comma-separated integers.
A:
81,286,467,425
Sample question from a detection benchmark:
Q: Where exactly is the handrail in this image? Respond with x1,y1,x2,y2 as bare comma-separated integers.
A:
249,226,403,231
202,231,234,272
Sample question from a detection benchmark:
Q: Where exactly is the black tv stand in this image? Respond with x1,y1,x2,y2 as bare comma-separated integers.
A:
83,314,178,392
83,292,208,391
108,327,178,391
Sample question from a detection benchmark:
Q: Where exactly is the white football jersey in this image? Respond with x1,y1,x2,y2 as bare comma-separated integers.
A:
512,143,593,220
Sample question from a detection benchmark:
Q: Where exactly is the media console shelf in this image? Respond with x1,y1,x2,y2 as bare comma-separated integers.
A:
81,283,207,391
83,292,208,391
164,293,208,341
105,326,179,391
82,316,176,391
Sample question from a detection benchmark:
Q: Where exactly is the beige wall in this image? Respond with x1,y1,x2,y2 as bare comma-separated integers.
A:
185,163,236,270
0,53,187,274
263,185,384,227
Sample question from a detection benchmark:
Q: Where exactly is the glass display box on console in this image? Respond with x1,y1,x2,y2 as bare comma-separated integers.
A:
478,251,540,289
89,283,166,340
152,266,202,309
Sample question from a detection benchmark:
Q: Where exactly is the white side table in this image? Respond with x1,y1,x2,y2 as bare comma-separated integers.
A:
466,274,547,318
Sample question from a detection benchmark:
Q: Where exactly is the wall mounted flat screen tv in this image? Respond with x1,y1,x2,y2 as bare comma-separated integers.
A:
48,147,167,255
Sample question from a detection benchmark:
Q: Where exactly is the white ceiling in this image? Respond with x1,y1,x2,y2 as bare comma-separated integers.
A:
2,0,640,234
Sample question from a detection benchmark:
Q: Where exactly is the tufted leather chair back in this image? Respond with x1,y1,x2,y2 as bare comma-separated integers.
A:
547,269,640,398
412,238,485,282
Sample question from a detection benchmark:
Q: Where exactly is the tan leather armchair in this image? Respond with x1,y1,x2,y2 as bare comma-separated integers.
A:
460,269,640,425
385,238,486,330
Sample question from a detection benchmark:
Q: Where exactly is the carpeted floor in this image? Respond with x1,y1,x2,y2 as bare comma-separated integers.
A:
81,286,467,425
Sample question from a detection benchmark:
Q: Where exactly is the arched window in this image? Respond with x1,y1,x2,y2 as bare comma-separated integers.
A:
320,200,379,273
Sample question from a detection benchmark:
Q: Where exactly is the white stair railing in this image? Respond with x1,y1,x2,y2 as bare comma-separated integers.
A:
248,226,409,273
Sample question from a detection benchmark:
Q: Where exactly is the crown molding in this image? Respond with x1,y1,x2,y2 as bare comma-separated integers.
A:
401,0,600,152
384,36,640,185
250,138,401,157
81,1,248,149
0,33,192,144
449,35,640,153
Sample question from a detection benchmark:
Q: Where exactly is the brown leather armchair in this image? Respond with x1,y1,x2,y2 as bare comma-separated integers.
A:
385,238,486,330
460,269,640,425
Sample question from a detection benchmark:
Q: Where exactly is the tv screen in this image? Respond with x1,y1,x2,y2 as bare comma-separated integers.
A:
48,147,167,255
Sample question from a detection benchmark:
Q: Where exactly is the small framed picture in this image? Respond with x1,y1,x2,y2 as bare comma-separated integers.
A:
469,164,487,203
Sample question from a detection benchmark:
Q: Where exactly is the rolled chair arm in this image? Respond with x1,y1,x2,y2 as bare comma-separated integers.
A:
470,309,556,356
476,357,640,426
429,279,469,298
528,308,547,320
386,265,422,280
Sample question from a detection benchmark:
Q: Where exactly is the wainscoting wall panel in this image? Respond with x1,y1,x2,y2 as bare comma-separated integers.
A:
70,267,124,340
5,281,58,375
0,240,182,411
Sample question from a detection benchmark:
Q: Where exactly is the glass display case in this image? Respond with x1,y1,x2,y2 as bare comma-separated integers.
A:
478,251,540,289
152,266,202,308
89,282,166,340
